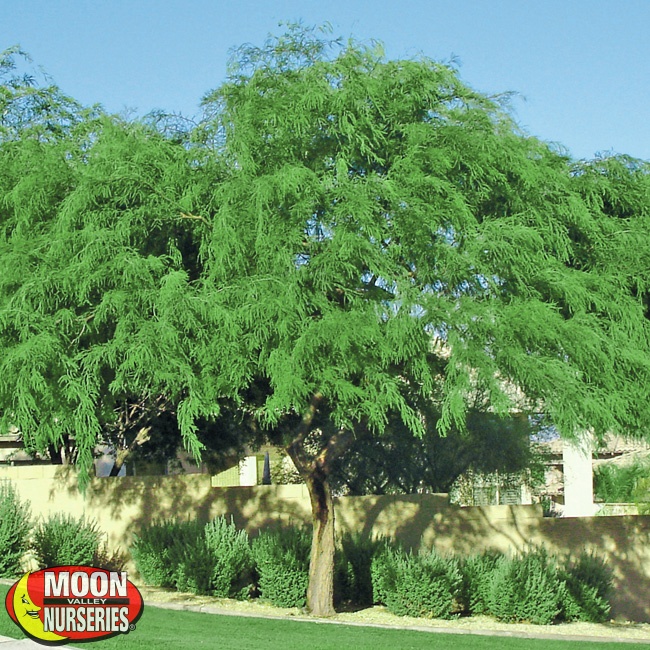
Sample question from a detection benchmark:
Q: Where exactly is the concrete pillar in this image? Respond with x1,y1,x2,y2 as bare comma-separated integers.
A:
238,456,258,486
562,433,597,517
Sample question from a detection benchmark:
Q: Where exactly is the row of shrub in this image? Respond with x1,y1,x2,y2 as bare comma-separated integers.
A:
131,518,311,606
131,517,614,624
0,481,125,575
0,480,614,625
370,542,612,624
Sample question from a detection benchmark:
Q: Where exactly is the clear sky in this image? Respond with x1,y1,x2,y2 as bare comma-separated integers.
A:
2,0,649,161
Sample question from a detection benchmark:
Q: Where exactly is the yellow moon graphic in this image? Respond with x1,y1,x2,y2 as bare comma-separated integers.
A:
13,572,67,642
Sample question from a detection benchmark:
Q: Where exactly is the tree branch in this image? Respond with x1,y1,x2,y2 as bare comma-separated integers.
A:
179,212,209,225
286,391,323,476
315,427,355,474
109,425,152,477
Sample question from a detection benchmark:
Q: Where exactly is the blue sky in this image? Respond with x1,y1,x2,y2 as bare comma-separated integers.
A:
3,0,649,161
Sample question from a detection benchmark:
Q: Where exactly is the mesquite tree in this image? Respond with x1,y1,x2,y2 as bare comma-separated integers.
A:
0,57,207,474
190,27,650,615
2,28,650,618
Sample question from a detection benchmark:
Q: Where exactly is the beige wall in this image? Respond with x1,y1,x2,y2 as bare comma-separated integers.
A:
2,465,649,623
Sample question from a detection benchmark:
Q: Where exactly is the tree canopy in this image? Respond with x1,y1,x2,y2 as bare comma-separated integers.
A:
1,26,650,616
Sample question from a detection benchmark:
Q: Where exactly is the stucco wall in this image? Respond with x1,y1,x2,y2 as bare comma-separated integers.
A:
2,465,649,622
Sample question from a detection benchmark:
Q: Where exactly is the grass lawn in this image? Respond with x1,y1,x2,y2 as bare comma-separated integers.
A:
0,584,641,650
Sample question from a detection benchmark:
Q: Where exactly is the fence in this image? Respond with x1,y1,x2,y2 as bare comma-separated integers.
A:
2,464,649,622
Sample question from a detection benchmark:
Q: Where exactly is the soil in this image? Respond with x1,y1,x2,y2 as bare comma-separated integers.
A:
138,585,650,643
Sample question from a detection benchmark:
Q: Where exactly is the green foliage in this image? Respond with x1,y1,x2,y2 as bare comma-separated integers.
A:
330,410,540,496
3,25,650,615
486,547,562,624
31,513,103,568
593,459,650,503
370,540,402,606
132,517,252,597
335,532,386,606
204,516,254,599
169,531,215,595
458,547,614,624
131,516,619,624
634,476,650,514
92,543,128,573
192,26,650,452
457,551,501,615
559,551,613,623
131,519,203,588
380,548,462,619
0,481,31,577
0,45,96,142
251,527,311,608
0,111,204,487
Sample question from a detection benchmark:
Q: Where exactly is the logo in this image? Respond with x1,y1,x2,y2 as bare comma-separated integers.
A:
5,566,144,645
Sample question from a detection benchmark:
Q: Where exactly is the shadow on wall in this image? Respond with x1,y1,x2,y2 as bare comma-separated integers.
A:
539,516,650,624
47,468,314,549
2,466,649,623
333,494,542,554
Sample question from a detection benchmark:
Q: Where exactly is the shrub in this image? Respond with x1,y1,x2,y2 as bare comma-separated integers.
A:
594,460,650,503
0,481,31,577
372,543,614,625
632,476,650,514
458,551,501,615
131,519,203,588
169,530,214,595
92,542,128,573
370,539,402,605
252,526,311,608
487,547,562,625
382,548,462,619
204,516,254,599
132,517,253,598
559,550,613,623
336,532,385,607
31,514,103,568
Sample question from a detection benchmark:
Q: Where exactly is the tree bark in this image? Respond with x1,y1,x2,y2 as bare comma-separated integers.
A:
285,394,354,617
48,444,63,464
304,468,336,617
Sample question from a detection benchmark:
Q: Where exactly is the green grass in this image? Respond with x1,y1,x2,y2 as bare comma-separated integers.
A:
0,584,640,649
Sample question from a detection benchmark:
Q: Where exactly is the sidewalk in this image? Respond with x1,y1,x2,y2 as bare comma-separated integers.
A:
0,635,75,648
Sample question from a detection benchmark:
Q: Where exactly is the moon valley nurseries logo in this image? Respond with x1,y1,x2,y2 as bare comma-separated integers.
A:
5,566,144,645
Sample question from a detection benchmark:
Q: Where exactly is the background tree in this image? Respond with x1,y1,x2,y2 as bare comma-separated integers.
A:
0,50,249,475
0,96,211,475
100,395,248,477
328,409,543,497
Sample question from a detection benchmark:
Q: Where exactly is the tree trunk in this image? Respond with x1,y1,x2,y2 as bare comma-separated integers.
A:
304,468,336,617
285,393,355,617
48,444,63,464
108,447,130,477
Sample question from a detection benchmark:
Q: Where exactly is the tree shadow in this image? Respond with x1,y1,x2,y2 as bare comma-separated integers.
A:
39,469,650,622
44,469,312,572
539,515,650,623
335,492,650,622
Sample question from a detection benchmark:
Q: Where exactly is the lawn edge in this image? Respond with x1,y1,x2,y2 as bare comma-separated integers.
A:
142,599,650,645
